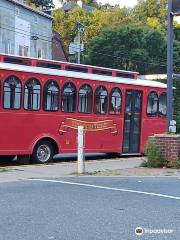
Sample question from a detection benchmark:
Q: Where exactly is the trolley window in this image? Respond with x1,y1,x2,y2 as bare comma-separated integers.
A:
65,66,88,73
116,72,134,79
78,84,92,113
44,80,59,111
24,78,41,110
37,61,61,69
62,82,76,112
4,56,31,66
109,87,122,114
159,92,167,116
94,86,108,114
3,76,21,109
147,91,158,116
92,69,112,76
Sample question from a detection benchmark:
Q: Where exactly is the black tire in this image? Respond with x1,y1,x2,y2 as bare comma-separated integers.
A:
32,140,54,164
106,153,119,158
17,155,30,165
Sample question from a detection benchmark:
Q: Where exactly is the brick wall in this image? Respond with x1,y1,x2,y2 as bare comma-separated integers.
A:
149,134,180,166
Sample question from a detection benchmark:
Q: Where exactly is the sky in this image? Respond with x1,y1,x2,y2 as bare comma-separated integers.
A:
97,0,137,7
53,0,138,8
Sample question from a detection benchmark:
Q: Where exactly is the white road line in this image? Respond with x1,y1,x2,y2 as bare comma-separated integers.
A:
26,178,180,201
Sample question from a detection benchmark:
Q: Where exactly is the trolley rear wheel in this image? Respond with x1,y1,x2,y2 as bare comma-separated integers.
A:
32,140,54,164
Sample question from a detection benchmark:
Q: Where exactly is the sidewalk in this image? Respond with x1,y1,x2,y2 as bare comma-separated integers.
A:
0,157,144,183
1,156,180,183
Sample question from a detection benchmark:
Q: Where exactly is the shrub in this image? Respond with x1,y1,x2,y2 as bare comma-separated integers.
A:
176,159,180,169
143,139,164,168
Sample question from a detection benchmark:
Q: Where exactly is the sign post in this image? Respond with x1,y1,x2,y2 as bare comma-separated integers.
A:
77,126,85,174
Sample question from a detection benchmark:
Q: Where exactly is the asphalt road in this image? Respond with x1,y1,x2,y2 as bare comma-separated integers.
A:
0,177,180,240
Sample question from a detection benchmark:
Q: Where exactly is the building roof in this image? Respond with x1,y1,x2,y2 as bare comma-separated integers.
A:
0,62,167,89
52,32,69,62
62,2,94,13
6,0,53,19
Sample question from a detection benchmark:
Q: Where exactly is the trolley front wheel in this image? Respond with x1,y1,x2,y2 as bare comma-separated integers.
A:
32,140,54,164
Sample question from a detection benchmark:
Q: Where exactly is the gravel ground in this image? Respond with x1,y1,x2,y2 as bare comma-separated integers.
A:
88,167,180,176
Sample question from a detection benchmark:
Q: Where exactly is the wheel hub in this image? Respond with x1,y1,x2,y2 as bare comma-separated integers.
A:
37,145,51,163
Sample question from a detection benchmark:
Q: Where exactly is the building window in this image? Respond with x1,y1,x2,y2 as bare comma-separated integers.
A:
3,76,21,109
19,45,29,57
147,91,158,116
34,15,38,24
2,30,13,54
44,80,59,111
94,86,108,114
5,41,12,54
62,82,76,112
78,84,92,113
159,92,167,116
109,87,122,114
38,48,43,58
24,78,41,110
15,7,19,16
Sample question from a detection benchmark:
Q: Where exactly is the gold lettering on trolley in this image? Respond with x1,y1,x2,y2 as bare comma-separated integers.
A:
59,118,118,135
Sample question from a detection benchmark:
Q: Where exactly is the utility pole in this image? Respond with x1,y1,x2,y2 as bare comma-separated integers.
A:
77,21,84,64
167,0,174,131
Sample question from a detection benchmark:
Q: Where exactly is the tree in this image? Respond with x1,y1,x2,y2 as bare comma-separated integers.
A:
27,0,55,10
84,26,167,74
53,8,89,50
53,6,134,51
133,0,167,31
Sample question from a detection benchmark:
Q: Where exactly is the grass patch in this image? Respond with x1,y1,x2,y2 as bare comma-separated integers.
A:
71,170,122,176
142,139,169,168
0,168,9,173
176,159,180,169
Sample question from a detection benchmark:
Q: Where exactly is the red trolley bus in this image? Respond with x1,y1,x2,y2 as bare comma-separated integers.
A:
0,54,167,164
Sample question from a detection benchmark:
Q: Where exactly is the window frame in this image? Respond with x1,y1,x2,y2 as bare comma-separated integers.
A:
24,78,41,111
78,84,93,114
109,87,122,115
94,85,108,115
43,80,60,112
146,91,159,117
3,75,22,110
61,81,77,113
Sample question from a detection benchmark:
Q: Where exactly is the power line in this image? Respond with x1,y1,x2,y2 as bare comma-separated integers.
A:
0,25,52,44
1,22,51,40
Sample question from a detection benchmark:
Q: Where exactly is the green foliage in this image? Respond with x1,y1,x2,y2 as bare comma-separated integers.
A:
176,159,180,169
143,139,164,168
27,0,55,10
133,0,167,31
53,8,89,51
53,6,133,51
52,0,180,75
84,25,166,74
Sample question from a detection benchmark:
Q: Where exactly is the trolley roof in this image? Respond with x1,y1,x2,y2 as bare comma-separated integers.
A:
0,62,167,89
